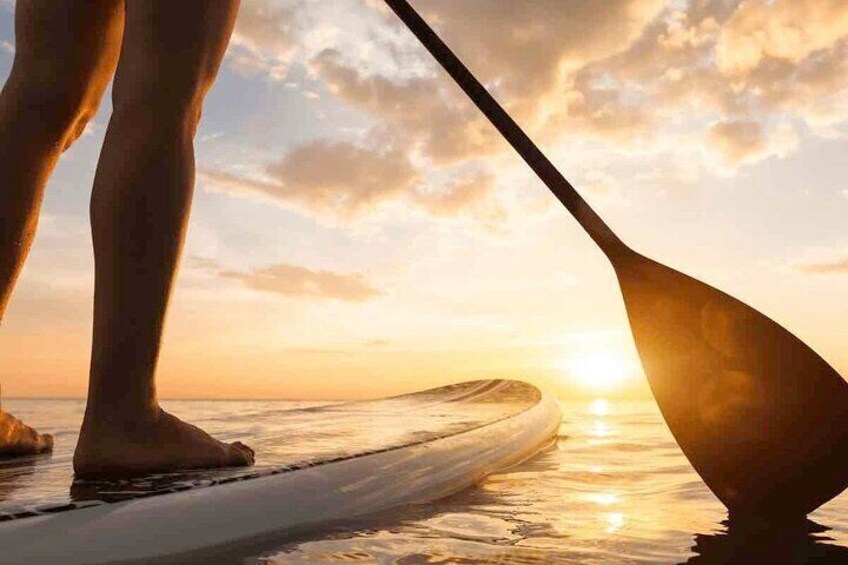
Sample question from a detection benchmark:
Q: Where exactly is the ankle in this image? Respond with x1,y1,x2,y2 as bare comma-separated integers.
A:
81,402,161,436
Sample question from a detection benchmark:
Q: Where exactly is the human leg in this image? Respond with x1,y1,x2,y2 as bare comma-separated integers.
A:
74,0,252,477
0,0,124,456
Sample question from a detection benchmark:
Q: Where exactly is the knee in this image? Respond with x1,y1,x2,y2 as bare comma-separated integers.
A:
110,71,211,140
4,62,102,150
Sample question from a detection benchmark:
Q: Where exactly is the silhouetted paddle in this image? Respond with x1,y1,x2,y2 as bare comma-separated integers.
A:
384,0,848,518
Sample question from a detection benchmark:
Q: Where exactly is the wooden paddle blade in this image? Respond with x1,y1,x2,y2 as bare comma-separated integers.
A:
614,252,848,518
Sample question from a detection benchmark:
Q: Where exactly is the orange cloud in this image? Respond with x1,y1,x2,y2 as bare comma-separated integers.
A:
222,263,382,301
226,0,848,192
794,256,848,275
266,140,420,215
413,172,505,225
309,0,665,162
200,143,503,224
707,120,765,164
227,0,298,80
412,0,665,107
707,119,798,167
311,49,502,165
197,169,282,200
199,140,419,217
716,0,848,77
576,1,846,163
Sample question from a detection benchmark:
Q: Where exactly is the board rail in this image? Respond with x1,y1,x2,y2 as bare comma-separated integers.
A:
0,380,561,564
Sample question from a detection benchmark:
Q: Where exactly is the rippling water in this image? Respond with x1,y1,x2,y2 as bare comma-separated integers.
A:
3,397,846,563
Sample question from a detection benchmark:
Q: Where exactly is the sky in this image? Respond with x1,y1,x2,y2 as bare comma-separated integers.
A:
0,0,846,400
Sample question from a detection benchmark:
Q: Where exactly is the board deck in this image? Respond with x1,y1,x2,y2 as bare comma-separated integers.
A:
0,380,560,564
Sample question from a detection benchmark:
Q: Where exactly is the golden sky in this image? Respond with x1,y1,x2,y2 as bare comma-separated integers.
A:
1,0,846,400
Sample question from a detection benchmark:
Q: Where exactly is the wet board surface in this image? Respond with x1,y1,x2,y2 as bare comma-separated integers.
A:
0,380,560,564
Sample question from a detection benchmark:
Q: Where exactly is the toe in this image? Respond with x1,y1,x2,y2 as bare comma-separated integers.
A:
39,433,54,453
229,442,254,467
233,441,255,457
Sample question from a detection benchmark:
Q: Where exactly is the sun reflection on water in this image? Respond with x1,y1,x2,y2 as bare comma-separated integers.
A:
605,512,627,534
590,420,613,439
585,492,619,506
79,397,839,564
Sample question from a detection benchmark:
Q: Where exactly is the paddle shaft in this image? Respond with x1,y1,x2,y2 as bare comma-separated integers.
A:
383,0,628,259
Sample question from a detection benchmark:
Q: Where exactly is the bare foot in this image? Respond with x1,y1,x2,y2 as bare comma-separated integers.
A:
0,410,54,457
73,408,254,478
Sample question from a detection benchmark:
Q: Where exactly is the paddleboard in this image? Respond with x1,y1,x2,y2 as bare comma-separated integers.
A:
0,379,560,564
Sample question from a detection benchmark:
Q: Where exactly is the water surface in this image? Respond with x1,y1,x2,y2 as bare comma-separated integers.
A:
3,397,846,563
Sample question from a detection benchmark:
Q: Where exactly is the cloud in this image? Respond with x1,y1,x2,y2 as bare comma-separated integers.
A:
354,1,843,176
201,150,504,226
794,256,848,275
185,256,221,272
200,140,419,217
716,0,848,77
266,140,420,215
198,168,284,200
225,0,410,82
706,119,798,167
311,49,502,165
221,0,848,211
411,0,665,109
579,169,631,205
308,0,667,161
227,0,299,80
547,68,654,142
707,120,765,164
574,1,847,162
222,263,382,301
413,172,506,227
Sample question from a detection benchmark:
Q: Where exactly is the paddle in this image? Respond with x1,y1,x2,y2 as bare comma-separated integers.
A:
383,0,848,519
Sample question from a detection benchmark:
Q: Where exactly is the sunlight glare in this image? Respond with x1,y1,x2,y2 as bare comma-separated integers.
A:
585,492,619,506
605,512,627,533
560,349,632,392
589,398,610,416
591,421,612,438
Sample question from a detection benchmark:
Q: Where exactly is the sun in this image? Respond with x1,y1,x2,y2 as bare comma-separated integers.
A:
559,349,632,392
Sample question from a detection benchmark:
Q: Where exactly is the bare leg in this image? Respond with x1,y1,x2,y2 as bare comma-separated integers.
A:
73,0,253,478
0,0,124,457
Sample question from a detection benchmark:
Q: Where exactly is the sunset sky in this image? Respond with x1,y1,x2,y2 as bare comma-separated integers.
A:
0,0,846,400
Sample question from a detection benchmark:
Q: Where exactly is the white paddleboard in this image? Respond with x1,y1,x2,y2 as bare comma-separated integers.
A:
0,380,560,564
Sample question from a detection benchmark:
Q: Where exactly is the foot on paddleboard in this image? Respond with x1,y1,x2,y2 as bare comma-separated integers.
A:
0,410,54,457
73,408,254,478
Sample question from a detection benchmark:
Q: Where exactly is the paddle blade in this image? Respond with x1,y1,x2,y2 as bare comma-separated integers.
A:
614,252,848,517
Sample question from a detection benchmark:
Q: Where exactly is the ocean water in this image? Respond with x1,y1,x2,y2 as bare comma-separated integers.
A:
2,397,846,564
